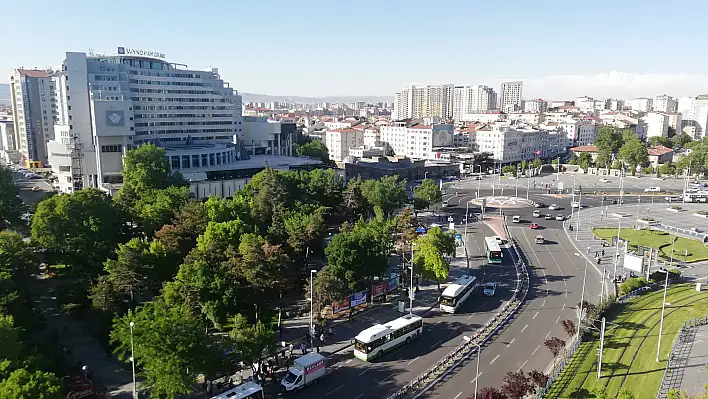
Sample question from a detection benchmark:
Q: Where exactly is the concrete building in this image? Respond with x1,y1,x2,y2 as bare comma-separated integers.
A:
393,84,454,120
452,85,496,121
606,99,625,111
47,50,246,193
641,112,669,138
559,119,597,147
678,95,708,139
9,69,57,167
523,99,547,114
0,119,15,152
628,97,653,113
653,94,677,113
666,113,682,134
325,127,364,162
647,145,673,168
242,116,295,156
379,121,454,160
499,81,523,113
475,123,566,163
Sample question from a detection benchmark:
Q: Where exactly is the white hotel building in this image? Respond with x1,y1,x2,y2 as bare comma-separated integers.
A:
48,50,247,192
476,123,566,164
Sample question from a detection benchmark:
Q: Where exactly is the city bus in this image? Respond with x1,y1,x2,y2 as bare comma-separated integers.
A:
484,236,503,264
440,275,479,313
210,381,263,399
353,314,423,361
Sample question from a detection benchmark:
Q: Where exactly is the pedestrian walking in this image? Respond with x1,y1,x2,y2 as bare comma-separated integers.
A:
320,333,325,346
300,342,306,355
602,250,605,257
328,326,333,337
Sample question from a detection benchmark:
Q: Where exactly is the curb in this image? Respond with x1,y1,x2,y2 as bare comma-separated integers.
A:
562,210,610,296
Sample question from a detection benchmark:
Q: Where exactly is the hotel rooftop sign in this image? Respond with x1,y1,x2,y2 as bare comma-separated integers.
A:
117,47,165,59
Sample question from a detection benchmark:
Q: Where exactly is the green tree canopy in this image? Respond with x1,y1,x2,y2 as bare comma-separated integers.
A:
413,227,456,290
155,200,210,257
648,136,672,148
671,133,693,150
110,300,225,398
295,140,332,164
577,152,592,170
0,232,38,314
360,175,407,217
0,367,63,399
117,143,187,201
31,188,128,277
228,314,276,375
0,166,24,231
413,178,442,210
618,136,649,175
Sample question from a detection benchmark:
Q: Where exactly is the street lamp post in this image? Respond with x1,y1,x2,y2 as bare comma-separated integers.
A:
613,219,622,282
463,336,481,399
577,260,588,337
575,190,582,239
309,269,317,350
464,201,470,238
656,269,670,362
409,246,415,314
476,165,482,199
526,166,530,200
129,321,137,399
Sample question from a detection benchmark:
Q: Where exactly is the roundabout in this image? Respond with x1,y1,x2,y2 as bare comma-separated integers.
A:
470,196,535,209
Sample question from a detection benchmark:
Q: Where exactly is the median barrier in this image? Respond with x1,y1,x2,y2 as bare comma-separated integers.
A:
656,314,708,398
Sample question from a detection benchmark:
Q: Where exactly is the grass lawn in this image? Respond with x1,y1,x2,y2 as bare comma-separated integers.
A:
545,285,708,399
593,228,708,263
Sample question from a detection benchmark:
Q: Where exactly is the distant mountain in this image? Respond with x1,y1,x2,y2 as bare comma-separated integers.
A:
240,92,393,105
0,84,391,106
0,84,9,106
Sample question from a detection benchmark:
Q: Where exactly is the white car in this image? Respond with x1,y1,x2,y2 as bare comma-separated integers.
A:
483,282,497,296
571,202,583,209
644,187,661,192
533,210,541,218
665,196,681,201
555,214,565,221
548,204,559,210
599,178,611,183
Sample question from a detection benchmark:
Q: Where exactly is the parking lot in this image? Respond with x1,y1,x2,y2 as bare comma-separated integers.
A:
532,172,695,193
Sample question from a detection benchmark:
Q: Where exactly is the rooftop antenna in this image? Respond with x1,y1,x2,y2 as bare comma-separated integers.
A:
88,48,95,57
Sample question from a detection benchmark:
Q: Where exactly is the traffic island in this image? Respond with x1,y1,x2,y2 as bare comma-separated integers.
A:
592,228,708,263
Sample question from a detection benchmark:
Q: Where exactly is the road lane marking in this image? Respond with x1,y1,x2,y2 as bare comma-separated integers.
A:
470,372,483,383
532,345,541,355
556,315,561,323
354,394,365,399
517,360,528,372
562,303,566,310
565,290,568,298
454,393,462,399
533,311,539,319
467,313,475,320
345,359,352,364
430,339,443,349
378,373,394,385
435,320,442,325
326,385,344,396
358,368,370,376
507,338,515,347
490,354,500,364
542,299,546,307
545,330,552,338
408,356,419,365
521,324,528,333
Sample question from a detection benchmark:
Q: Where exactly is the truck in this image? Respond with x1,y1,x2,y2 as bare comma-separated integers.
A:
281,353,327,392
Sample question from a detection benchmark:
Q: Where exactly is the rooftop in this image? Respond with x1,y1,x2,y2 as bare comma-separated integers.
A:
16,68,53,78
570,145,599,153
648,145,673,156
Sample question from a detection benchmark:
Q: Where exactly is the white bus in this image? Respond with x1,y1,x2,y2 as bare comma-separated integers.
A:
440,275,479,313
353,314,423,361
209,381,263,399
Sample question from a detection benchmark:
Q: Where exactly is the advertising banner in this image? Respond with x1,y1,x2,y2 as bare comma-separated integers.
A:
373,283,387,298
387,276,399,292
350,291,367,307
624,253,644,273
332,298,350,314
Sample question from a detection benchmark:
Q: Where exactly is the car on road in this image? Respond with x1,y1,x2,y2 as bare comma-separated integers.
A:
548,204,559,210
555,214,564,221
31,186,40,191
644,186,661,192
483,282,497,296
530,223,539,229
599,178,611,183
533,210,541,217
571,202,583,208
665,195,681,201
493,236,503,245
512,215,521,223
534,202,545,208
544,214,552,220
535,235,545,244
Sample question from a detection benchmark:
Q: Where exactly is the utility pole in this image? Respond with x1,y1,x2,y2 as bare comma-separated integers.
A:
575,190,582,239
597,317,606,378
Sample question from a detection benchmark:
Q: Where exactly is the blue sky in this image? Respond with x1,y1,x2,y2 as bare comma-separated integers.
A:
4,0,708,98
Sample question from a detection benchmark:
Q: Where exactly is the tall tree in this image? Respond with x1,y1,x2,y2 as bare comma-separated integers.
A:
560,319,576,337
284,208,325,258
648,136,672,148
295,140,332,165
110,300,225,398
31,188,127,277
116,143,187,204
577,152,592,170
473,387,508,399
360,175,407,217
619,136,649,175
309,265,349,311
0,368,63,399
671,133,693,150
544,337,566,358
0,232,38,314
343,177,368,220
132,186,192,236
414,178,442,210
413,227,456,291
0,166,24,231
228,314,276,375
500,371,533,399
155,200,210,257
527,370,549,390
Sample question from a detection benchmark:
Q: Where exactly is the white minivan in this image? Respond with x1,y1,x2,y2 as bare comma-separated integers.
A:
512,215,521,223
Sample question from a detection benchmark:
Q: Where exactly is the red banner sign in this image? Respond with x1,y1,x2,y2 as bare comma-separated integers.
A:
332,298,350,314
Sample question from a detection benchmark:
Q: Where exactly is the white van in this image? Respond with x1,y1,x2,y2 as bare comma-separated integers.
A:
281,353,327,392
442,200,449,208
512,215,521,223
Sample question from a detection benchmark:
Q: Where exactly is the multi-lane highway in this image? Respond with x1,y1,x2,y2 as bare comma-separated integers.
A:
285,218,515,399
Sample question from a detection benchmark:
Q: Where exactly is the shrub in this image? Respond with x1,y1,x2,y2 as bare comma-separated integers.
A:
619,277,649,296
698,210,708,216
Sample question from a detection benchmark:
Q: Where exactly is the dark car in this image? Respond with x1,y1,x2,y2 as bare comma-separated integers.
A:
534,202,545,208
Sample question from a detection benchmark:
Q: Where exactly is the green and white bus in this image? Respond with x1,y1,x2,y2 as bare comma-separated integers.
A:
353,314,423,361
484,236,503,264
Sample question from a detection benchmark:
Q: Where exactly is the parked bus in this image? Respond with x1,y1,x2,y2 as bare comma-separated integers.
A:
484,236,503,264
440,275,479,313
353,314,423,361
210,381,263,399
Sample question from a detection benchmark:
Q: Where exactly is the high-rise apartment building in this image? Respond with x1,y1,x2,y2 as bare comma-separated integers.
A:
499,81,523,113
523,99,547,114
652,94,678,113
393,84,454,120
47,51,245,192
9,69,57,167
452,85,496,121
628,97,653,113
678,96,708,140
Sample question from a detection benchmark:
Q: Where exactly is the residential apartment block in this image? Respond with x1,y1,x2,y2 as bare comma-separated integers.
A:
653,95,677,113
378,121,454,160
499,81,523,113
475,123,565,163
393,84,454,120
10,69,57,167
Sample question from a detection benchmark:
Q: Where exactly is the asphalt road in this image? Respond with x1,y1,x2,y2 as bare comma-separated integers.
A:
11,170,54,205
416,182,605,398
284,222,516,399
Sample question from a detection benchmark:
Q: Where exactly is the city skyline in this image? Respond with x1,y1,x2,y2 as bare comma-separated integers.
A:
4,0,708,99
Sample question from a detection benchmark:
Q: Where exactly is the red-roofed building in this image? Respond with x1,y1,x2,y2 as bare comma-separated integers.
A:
647,145,673,167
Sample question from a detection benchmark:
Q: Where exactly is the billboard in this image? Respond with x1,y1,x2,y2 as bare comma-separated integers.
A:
432,124,454,147
387,276,399,292
332,298,350,314
624,253,644,273
373,283,387,299
350,291,367,307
